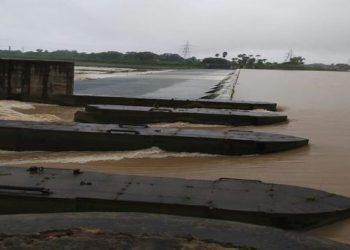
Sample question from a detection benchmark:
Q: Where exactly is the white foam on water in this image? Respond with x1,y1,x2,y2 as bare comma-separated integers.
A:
0,150,12,155
75,66,175,81
0,100,35,110
252,109,275,113
0,100,61,122
0,147,216,165
215,69,241,100
152,122,227,129
75,66,136,81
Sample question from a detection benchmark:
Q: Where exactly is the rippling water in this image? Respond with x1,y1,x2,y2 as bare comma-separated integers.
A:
1,69,350,244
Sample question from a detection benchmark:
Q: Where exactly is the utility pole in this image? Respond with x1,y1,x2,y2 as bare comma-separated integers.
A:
182,41,192,59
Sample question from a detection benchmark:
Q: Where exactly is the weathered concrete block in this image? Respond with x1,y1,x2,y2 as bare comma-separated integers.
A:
0,59,74,100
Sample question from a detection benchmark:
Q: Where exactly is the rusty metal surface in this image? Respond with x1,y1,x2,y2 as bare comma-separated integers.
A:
74,104,287,126
50,94,278,111
0,120,308,154
0,213,349,250
0,166,349,229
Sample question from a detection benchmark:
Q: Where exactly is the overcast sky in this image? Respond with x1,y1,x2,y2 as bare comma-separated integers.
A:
1,0,349,63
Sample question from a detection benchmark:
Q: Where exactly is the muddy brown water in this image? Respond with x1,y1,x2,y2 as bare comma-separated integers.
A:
0,69,350,244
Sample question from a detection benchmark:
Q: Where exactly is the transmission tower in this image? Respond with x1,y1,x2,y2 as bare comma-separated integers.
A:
284,49,294,62
182,41,192,59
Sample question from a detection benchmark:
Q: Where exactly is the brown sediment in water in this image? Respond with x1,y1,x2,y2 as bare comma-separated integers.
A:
0,100,79,122
14,103,80,122
0,69,350,244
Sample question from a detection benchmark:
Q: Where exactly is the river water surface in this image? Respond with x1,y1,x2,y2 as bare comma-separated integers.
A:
0,69,350,244
74,69,233,99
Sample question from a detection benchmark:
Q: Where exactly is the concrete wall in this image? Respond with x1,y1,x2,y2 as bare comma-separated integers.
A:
0,59,74,100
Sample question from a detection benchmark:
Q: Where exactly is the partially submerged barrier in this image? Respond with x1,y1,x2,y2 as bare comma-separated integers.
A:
50,94,278,111
0,166,349,230
0,120,308,154
75,104,287,126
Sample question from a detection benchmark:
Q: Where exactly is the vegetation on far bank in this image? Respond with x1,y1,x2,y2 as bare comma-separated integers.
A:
0,49,349,72
0,50,203,69
204,52,350,71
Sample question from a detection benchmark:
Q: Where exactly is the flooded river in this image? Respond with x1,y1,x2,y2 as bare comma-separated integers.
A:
0,69,350,244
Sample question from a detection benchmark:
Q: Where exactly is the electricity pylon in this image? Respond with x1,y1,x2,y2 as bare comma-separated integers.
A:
284,49,294,62
182,41,192,59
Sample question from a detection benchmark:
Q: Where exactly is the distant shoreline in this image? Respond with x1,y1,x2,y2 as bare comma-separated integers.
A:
2,49,349,72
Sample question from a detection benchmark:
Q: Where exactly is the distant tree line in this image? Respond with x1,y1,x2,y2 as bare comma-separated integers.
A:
203,52,350,71
1,49,349,71
204,52,306,69
0,49,202,68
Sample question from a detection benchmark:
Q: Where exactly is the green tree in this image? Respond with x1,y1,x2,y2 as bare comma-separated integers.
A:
289,56,305,65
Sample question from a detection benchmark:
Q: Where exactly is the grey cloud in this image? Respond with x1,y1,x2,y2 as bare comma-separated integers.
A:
1,0,349,63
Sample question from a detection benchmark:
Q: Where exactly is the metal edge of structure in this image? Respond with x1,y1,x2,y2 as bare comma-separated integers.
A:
47,94,278,111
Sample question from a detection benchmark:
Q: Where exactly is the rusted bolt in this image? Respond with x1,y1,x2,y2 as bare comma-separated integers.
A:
27,166,44,174
306,196,317,202
73,169,83,175
80,181,92,186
